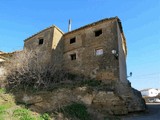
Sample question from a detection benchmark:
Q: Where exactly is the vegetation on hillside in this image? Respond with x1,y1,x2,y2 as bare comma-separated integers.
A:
0,49,122,120
58,102,91,120
4,49,68,91
0,88,51,120
3,49,116,93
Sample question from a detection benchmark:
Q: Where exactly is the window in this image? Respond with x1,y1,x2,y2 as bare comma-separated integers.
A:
39,38,44,45
95,49,103,56
70,37,76,44
95,29,102,37
70,53,76,60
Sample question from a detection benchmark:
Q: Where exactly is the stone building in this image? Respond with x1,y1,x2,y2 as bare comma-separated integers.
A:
19,17,146,115
24,17,127,84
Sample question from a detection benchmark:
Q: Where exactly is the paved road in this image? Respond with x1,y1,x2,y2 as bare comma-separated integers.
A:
122,103,160,120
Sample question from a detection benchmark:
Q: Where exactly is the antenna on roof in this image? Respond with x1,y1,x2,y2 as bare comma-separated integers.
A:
68,19,72,32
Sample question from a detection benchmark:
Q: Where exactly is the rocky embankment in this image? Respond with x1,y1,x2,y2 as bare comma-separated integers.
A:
13,81,146,119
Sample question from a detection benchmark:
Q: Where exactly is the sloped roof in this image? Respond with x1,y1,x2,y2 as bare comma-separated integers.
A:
64,16,127,55
23,17,127,55
24,25,64,42
64,17,118,35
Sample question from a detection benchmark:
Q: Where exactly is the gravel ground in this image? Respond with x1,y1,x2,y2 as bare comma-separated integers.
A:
121,103,160,120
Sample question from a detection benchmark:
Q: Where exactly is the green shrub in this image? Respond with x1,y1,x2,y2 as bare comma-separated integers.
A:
0,103,12,113
40,113,51,120
61,102,91,120
0,88,6,93
0,105,9,120
0,105,7,114
81,79,101,87
13,108,35,120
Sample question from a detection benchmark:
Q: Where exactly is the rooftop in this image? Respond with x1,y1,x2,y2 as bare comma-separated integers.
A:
24,25,64,42
23,16,127,54
64,16,120,35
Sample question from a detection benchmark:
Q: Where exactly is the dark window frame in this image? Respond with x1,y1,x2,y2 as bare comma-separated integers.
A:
70,37,76,44
95,29,102,37
39,38,44,45
70,53,76,60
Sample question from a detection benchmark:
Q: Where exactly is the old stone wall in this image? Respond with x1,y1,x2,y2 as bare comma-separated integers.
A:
24,27,54,64
14,84,146,116
117,22,127,83
23,18,128,84
24,26,63,66
51,27,64,69
6,17,146,118
63,19,119,82
24,27,53,51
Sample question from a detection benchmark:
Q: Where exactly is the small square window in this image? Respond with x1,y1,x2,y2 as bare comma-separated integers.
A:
70,53,76,60
70,37,76,44
95,29,102,37
95,49,103,56
39,38,44,45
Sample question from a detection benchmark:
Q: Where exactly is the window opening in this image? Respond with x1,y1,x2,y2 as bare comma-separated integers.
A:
39,38,44,45
70,37,76,44
95,49,103,56
70,53,76,60
95,29,102,37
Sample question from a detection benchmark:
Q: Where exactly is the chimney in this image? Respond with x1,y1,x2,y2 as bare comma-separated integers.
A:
68,19,71,32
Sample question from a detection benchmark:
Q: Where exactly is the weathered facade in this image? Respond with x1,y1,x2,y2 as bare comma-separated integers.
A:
11,17,146,115
24,17,127,83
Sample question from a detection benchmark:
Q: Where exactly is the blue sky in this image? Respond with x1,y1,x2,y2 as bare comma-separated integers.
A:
0,0,159,90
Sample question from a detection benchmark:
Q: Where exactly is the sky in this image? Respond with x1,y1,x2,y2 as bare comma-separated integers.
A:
0,0,159,90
